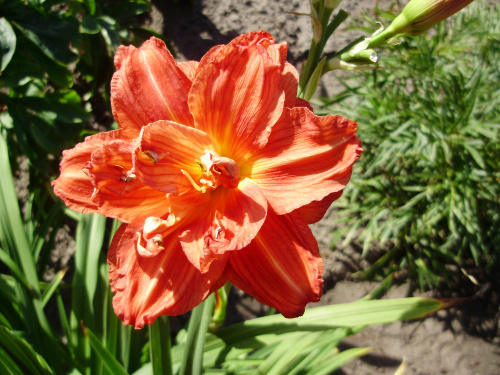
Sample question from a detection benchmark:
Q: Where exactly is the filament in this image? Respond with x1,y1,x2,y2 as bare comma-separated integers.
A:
180,169,207,193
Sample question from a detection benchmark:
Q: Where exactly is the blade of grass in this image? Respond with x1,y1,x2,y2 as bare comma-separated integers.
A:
0,326,53,375
0,347,23,375
286,328,355,375
0,135,39,292
70,212,107,372
0,134,63,373
56,293,75,361
82,325,128,375
40,268,67,308
0,247,37,298
149,315,173,375
307,347,373,375
251,331,310,375
179,295,214,375
193,294,215,375
190,297,443,369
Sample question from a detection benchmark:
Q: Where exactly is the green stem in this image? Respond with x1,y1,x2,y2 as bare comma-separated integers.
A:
298,39,321,99
367,25,397,48
299,8,349,99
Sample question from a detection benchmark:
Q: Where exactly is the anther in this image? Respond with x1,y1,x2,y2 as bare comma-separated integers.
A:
214,226,224,240
180,169,207,193
143,150,158,165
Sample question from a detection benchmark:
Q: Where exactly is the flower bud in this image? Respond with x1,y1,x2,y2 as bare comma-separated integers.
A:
324,0,342,12
368,0,475,47
391,0,475,36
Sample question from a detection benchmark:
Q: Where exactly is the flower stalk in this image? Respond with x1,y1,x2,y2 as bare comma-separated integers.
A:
298,1,347,98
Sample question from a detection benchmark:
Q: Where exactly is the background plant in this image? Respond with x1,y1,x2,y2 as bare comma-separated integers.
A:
321,1,500,289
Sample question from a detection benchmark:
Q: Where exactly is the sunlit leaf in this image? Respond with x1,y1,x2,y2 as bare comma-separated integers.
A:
0,17,16,72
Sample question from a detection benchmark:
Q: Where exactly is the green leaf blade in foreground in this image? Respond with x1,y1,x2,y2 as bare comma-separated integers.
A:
149,316,173,375
182,297,444,371
307,347,373,375
82,325,128,375
179,294,216,375
0,17,16,72
0,326,53,375
216,297,443,344
0,133,64,373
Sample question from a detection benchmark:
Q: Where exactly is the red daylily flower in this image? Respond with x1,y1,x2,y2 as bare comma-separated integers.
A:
52,31,362,329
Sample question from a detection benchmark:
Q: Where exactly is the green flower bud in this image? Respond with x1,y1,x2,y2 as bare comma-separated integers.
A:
324,0,342,12
391,0,476,35
369,0,475,47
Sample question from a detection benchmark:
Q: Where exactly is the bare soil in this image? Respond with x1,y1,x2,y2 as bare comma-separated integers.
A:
144,1,500,374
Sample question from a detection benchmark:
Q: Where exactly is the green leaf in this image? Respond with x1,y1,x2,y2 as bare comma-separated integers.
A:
19,93,91,124
80,15,102,34
0,17,16,72
25,42,73,88
0,133,64,372
172,297,444,372
303,56,327,101
82,325,129,375
109,1,151,19
463,141,486,169
40,268,67,308
99,17,121,53
307,347,373,375
85,0,96,15
149,316,173,375
0,247,38,298
3,0,79,65
0,47,43,88
0,326,53,375
0,134,40,294
179,295,216,375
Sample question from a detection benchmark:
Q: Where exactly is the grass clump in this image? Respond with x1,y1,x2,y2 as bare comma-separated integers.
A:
322,2,500,289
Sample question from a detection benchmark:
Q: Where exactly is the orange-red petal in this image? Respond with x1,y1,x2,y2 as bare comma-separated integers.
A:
133,120,214,195
178,177,267,272
295,190,343,225
194,31,276,79
281,62,300,108
245,107,362,215
230,31,275,47
178,61,199,82
188,43,285,159
111,38,194,138
52,130,125,214
224,210,323,318
108,224,227,329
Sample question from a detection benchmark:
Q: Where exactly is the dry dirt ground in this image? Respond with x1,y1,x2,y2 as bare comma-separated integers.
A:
144,1,500,374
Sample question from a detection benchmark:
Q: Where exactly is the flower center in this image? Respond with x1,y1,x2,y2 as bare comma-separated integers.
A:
181,150,240,193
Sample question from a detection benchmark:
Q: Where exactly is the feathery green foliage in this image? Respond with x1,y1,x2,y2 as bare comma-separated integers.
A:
322,1,500,288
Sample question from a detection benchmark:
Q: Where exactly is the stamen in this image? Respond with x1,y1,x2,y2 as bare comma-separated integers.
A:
214,226,224,240
196,159,207,173
180,169,207,193
153,235,164,247
143,150,158,165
